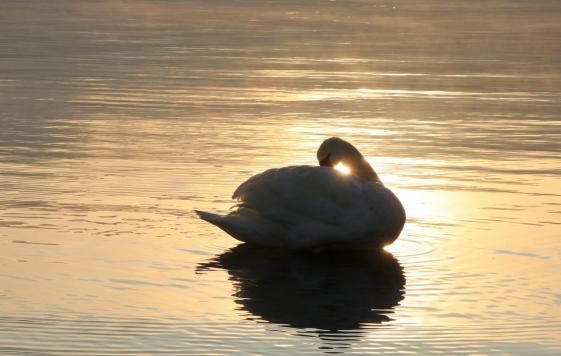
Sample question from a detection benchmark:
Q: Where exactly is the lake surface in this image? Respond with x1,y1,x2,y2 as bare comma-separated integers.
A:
1,0,560,354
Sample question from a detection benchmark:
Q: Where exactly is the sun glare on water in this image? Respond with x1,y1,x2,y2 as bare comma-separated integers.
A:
334,162,351,175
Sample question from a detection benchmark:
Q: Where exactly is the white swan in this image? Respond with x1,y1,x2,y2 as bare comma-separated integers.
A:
196,137,405,250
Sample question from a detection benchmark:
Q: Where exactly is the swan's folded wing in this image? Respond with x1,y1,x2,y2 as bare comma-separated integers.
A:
232,167,283,202
232,166,364,226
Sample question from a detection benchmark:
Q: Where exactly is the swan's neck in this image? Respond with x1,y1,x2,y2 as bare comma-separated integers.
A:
348,156,379,182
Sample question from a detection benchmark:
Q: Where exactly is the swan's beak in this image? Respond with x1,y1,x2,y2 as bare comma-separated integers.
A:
319,154,333,167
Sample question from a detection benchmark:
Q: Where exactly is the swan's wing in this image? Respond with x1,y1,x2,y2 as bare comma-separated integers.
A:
233,166,362,222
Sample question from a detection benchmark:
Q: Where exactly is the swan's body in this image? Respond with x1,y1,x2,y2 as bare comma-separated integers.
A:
196,137,405,250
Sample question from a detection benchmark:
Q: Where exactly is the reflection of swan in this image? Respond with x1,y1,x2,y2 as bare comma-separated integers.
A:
196,244,405,332
196,137,405,249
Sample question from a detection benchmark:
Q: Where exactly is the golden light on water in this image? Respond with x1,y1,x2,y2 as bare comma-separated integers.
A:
334,162,351,175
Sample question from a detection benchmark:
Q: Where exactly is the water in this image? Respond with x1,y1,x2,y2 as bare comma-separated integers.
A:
1,0,560,354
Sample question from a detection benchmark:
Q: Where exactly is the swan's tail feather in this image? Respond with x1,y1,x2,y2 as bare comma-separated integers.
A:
195,209,247,241
195,209,282,247
195,210,223,224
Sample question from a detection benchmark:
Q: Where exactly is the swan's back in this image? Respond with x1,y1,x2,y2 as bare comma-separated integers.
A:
234,166,359,222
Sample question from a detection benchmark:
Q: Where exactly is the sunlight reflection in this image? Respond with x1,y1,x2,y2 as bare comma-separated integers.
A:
383,188,461,257
334,162,351,175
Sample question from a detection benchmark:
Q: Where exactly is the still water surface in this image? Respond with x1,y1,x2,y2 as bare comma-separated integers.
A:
1,0,560,354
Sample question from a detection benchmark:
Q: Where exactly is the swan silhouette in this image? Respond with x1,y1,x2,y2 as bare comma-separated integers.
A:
196,137,405,249
196,244,405,332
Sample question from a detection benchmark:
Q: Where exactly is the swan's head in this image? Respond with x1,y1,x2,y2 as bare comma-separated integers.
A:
316,137,379,181
316,137,362,168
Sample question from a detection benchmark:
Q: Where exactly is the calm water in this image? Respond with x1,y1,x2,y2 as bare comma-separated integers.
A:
1,0,560,354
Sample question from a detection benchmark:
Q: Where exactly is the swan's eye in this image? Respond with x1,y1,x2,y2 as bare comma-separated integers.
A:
334,162,351,175
319,153,332,167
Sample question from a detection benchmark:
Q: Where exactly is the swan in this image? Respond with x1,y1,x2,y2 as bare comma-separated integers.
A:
196,137,405,250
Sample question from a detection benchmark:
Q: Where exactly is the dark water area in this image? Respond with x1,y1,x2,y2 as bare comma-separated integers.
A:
1,1,560,354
